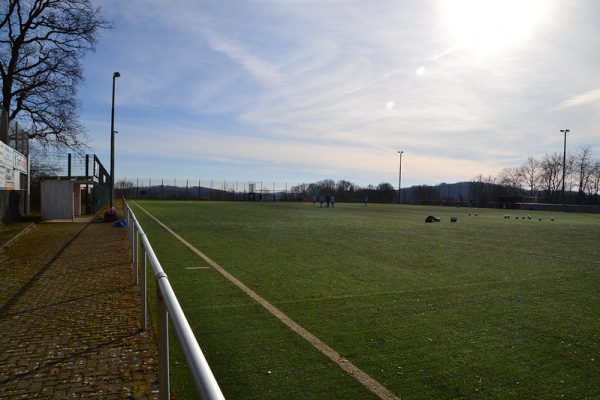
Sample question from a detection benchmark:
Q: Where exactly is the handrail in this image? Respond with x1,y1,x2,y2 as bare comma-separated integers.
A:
124,198,225,400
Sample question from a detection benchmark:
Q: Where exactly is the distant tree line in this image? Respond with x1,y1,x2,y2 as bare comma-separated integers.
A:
290,179,396,203
291,145,599,207
496,145,599,205
97,146,600,209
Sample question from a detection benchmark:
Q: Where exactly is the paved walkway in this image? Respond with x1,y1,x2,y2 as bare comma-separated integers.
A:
0,202,160,399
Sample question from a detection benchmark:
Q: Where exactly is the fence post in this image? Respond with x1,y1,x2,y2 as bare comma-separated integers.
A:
126,206,131,250
157,280,170,400
126,205,133,273
141,249,147,331
133,228,139,286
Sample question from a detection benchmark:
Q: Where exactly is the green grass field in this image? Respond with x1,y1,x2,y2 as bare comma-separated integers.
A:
129,200,600,400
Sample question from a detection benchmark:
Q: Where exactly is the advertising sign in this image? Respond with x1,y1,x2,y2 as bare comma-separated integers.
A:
4,166,16,190
1,142,12,169
14,151,27,173
0,141,25,190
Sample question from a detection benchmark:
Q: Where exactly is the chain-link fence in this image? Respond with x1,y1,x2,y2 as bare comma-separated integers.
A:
117,178,307,201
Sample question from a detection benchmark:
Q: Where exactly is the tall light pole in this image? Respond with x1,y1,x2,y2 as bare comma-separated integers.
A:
560,129,569,206
398,150,404,204
110,71,121,208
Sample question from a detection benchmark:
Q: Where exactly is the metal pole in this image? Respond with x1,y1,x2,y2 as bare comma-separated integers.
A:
141,250,147,331
110,71,121,208
85,155,89,215
157,283,170,400
128,207,134,256
560,129,569,206
133,228,139,285
397,150,403,203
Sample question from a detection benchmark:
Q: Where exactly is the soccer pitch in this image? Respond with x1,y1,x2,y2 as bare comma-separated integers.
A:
129,200,600,399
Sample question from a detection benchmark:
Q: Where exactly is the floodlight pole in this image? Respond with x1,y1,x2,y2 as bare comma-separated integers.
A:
110,71,121,208
560,129,569,206
397,150,404,204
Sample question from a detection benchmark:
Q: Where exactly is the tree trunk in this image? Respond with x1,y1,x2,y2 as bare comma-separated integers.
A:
0,106,8,144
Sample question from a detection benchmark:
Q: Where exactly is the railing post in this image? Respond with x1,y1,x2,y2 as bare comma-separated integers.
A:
141,249,147,331
130,212,134,256
158,280,170,400
126,206,131,250
133,228,139,286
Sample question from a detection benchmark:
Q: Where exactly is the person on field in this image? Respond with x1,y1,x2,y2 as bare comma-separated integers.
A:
331,195,335,207
364,196,368,207
320,195,325,207
326,193,331,207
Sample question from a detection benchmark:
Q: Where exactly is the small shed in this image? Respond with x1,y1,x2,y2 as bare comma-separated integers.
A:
40,179,85,220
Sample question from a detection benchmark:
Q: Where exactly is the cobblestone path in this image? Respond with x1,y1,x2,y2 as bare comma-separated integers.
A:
0,204,160,399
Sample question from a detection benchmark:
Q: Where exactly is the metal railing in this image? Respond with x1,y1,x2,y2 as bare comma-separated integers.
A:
124,198,225,400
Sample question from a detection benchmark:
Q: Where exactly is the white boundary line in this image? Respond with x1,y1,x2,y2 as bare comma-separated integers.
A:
135,202,400,400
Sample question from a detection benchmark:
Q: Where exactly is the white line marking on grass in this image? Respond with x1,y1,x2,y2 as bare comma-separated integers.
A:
135,203,400,400
186,267,211,270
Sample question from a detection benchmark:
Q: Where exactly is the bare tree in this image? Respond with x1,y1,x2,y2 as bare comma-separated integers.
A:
469,174,498,207
590,160,600,204
539,152,563,202
520,156,540,198
115,179,133,190
315,179,336,194
497,166,522,196
0,0,109,149
115,179,134,199
573,145,595,204
28,144,61,184
376,182,395,203
413,184,440,204
335,179,356,201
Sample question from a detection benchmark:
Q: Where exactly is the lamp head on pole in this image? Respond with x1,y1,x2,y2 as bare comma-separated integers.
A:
113,71,121,78
560,129,569,134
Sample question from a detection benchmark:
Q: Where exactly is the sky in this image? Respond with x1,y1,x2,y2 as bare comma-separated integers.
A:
79,0,600,188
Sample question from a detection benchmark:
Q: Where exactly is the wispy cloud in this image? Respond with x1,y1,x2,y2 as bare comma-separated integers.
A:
557,88,600,109
80,0,600,186
199,26,285,86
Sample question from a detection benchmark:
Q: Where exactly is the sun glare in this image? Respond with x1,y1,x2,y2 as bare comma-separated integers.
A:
440,0,551,55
